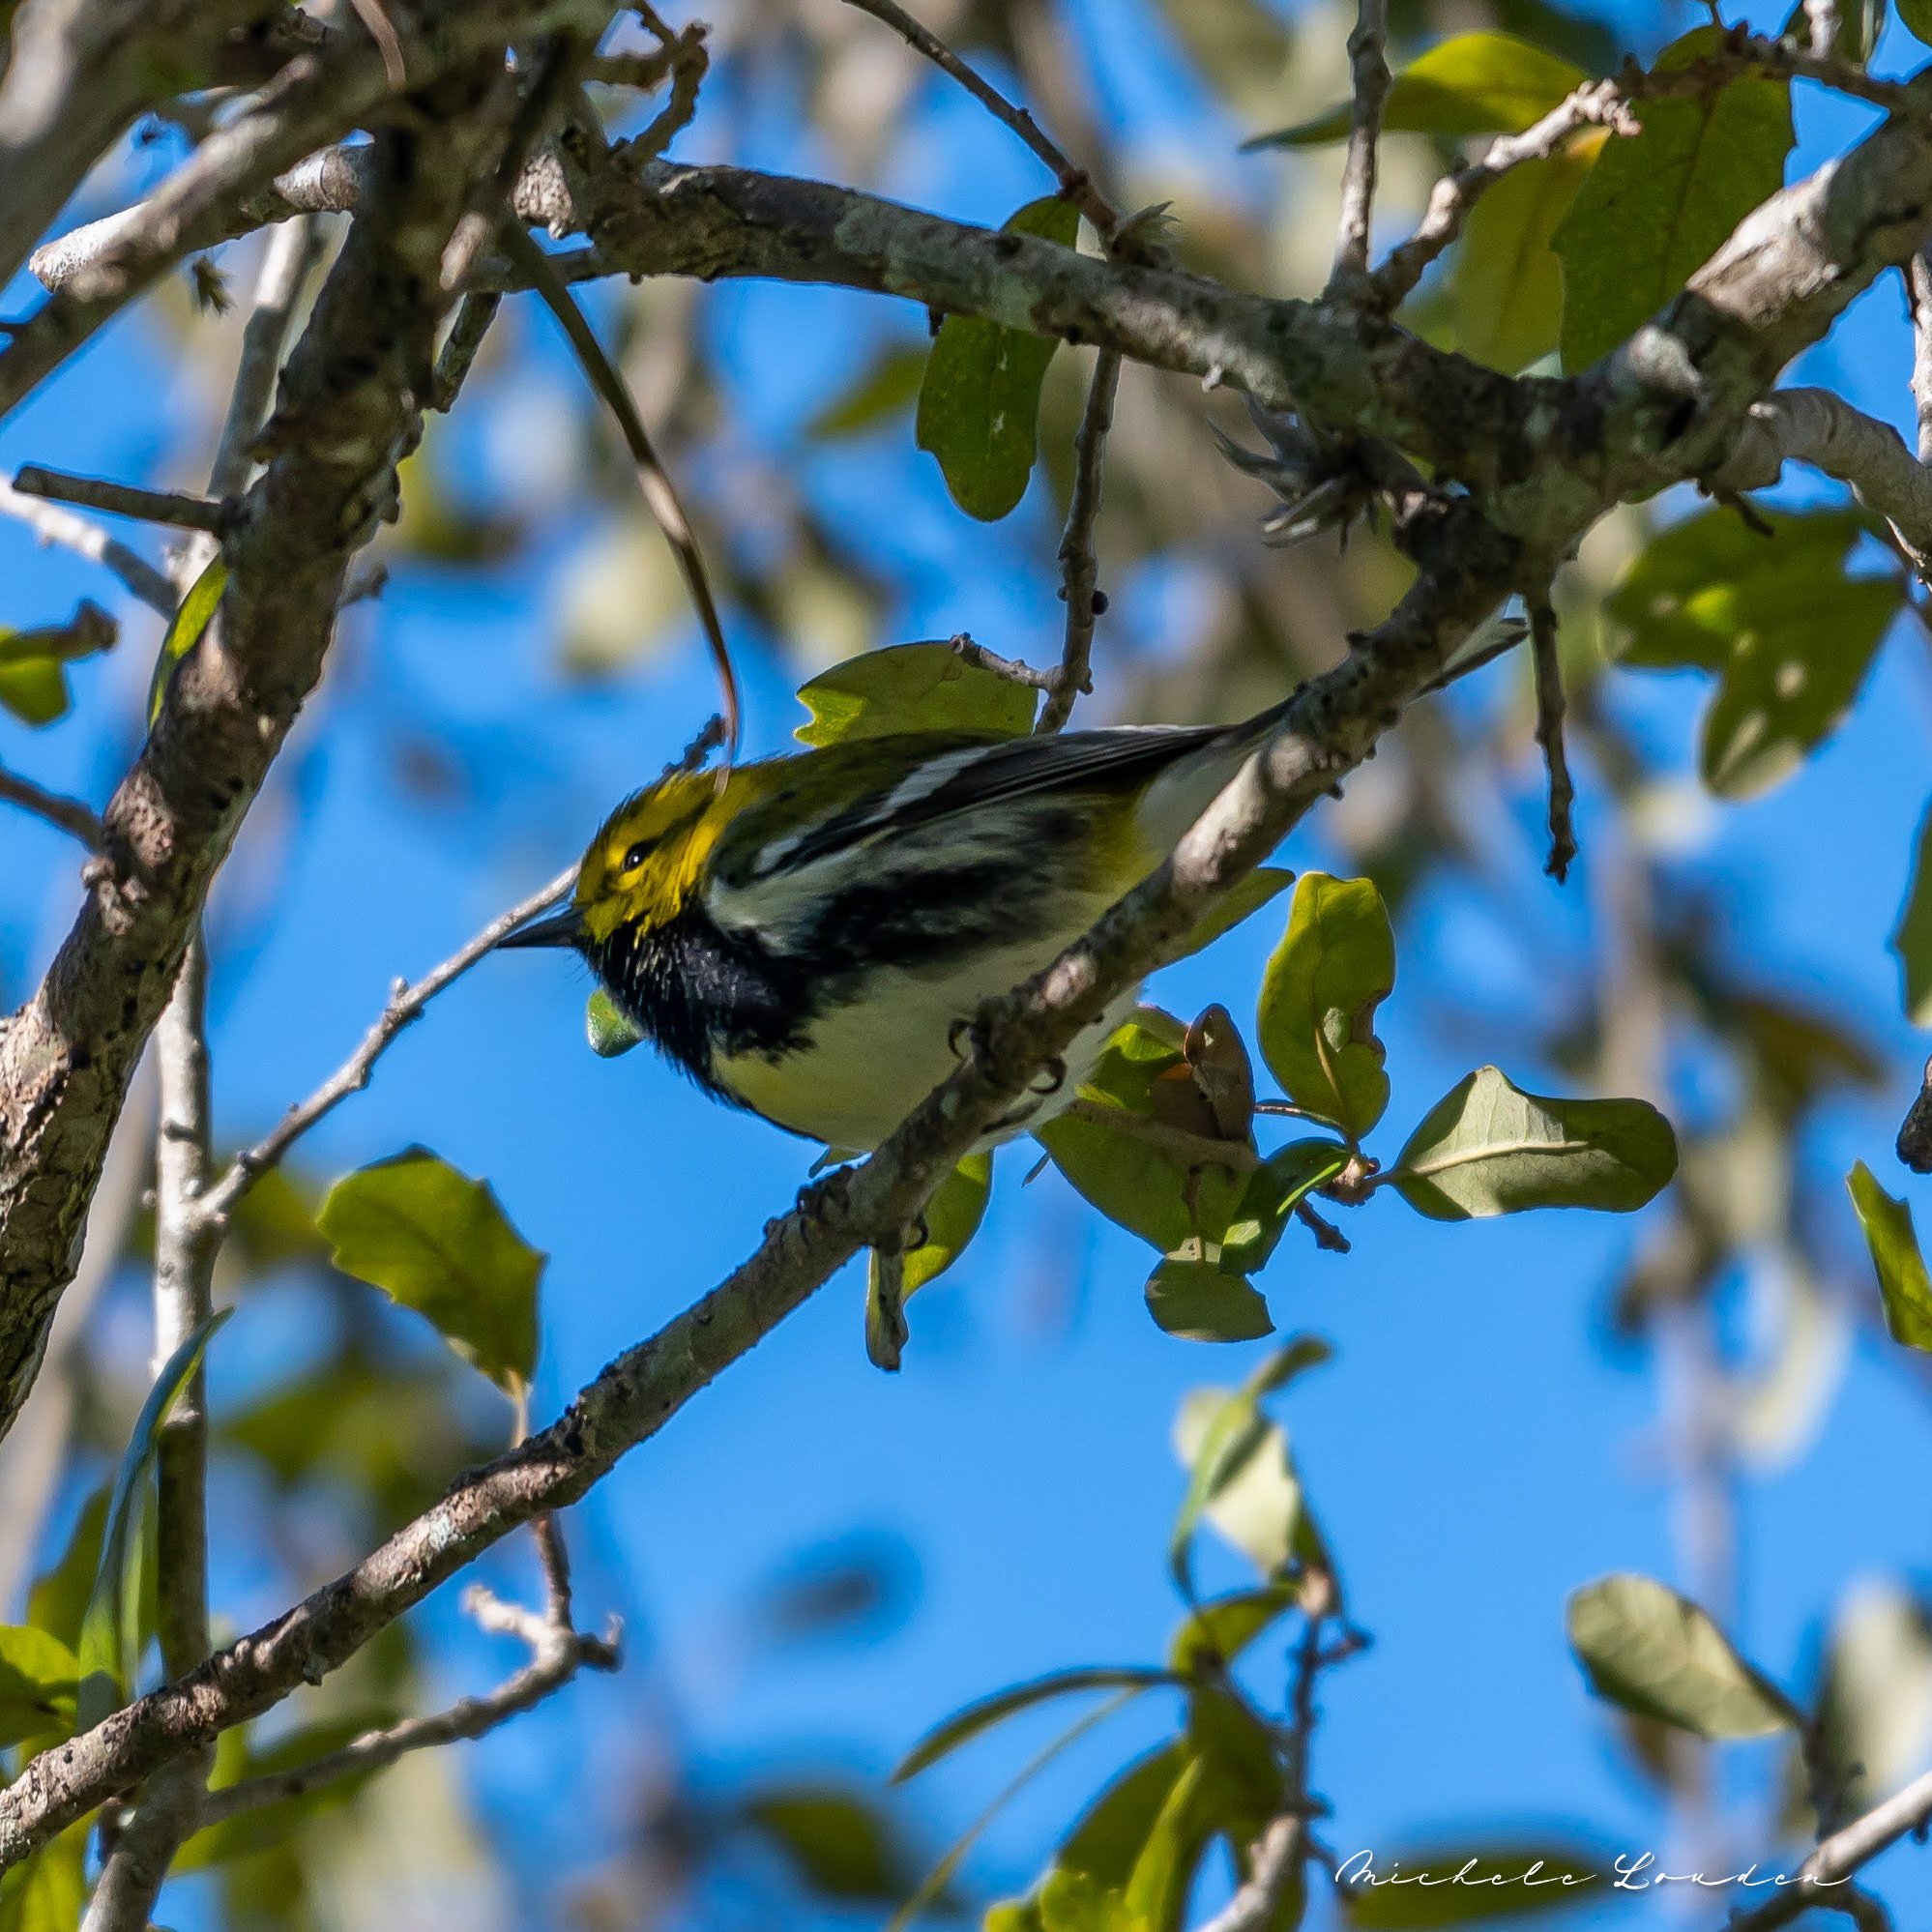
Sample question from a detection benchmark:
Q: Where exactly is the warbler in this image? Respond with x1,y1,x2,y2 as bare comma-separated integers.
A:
500,702,1291,1152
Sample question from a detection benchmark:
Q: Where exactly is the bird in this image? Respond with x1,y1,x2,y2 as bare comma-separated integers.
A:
498,701,1292,1154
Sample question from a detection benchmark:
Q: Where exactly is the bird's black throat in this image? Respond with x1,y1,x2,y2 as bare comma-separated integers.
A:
588,901,808,1100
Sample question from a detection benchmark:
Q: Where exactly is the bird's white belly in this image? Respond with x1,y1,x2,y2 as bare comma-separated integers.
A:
717,954,1141,1153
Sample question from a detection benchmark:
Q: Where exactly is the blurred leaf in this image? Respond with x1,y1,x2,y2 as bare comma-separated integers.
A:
1566,1572,1800,1738
752,1530,919,1647
1450,135,1603,374
0,1627,77,1747
1607,506,1901,796
558,518,686,678
1122,1753,1217,1932
1390,1068,1677,1218
795,640,1037,746
78,1306,230,1728
1892,801,1932,1025
807,342,928,439
221,1345,498,1524
1344,1842,1607,1924
1219,1140,1352,1275
1248,34,1585,147
318,1147,542,1395
1150,0,1289,117
1171,869,1295,965
0,1821,85,1932
1847,1160,1932,1352
1167,1587,1296,1677
894,1667,1173,1782
0,600,114,728
904,1153,993,1295
1785,1581,1932,1834
1553,28,1792,369
28,1486,152,1659
392,443,523,566
586,987,646,1057
1170,1341,1331,1595
916,195,1080,520
738,1784,923,1904
1257,873,1394,1140
146,555,226,725
1039,1017,1249,1252
1903,0,1932,44
1145,1258,1273,1343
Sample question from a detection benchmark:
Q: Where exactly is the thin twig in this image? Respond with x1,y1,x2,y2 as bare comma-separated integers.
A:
10,466,226,534
0,480,175,617
631,22,709,162
496,222,741,759
1529,598,1577,883
1039,349,1120,732
432,292,503,412
194,1585,618,1830
0,766,102,848
950,632,1061,691
839,0,1120,239
1328,0,1390,300
197,864,580,1226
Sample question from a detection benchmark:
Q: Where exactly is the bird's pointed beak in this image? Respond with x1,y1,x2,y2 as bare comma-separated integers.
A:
496,901,587,951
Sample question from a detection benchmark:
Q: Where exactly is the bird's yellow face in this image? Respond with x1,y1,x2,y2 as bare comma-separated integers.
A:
572,771,729,944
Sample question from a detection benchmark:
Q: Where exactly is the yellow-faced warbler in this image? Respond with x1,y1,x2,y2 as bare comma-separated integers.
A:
500,700,1293,1152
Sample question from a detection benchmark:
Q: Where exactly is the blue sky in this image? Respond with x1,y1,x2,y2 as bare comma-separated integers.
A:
6,0,1932,1925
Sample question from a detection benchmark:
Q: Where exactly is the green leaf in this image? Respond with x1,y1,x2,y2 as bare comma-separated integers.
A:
1344,1842,1608,1924
1605,507,1901,796
1246,33,1585,147
915,194,1081,520
1566,1572,1800,1738
1169,1343,1329,1594
586,987,645,1057
146,554,226,724
904,1153,993,1295
794,639,1039,746
0,1823,86,1932
317,1148,542,1395
78,1306,231,1728
1903,0,1932,45
1893,803,1932,1025
1390,1067,1677,1218
0,1627,78,1748
1145,1258,1273,1343
28,1485,151,1659
1257,873,1395,1140
893,1666,1174,1782
1122,1754,1219,1932
737,1784,922,1903
1038,1016,1250,1252
1552,28,1793,370
1450,134,1603,374
0,601,115,728
1169,869,1296,965
807,342,928,440
1847,1160,1932,1352
1218,1139,1351,1275
1167,1587,1296,1678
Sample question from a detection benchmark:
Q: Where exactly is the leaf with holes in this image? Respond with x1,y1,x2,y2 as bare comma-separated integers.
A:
318,1148,542,1395
1391,1067,1676,1218
1553,29,1793,369
1567,1572,1799,1738
916,194,1081,520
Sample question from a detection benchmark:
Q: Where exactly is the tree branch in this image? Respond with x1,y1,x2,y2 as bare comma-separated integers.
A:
0,477,176,616
197,863,579,1226
1329,0,1390,300
11,466,228,534
0,764,103,848
1039,347,1118,732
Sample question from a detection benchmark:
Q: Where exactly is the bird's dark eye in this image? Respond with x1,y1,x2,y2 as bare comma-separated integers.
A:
623,840,650,873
